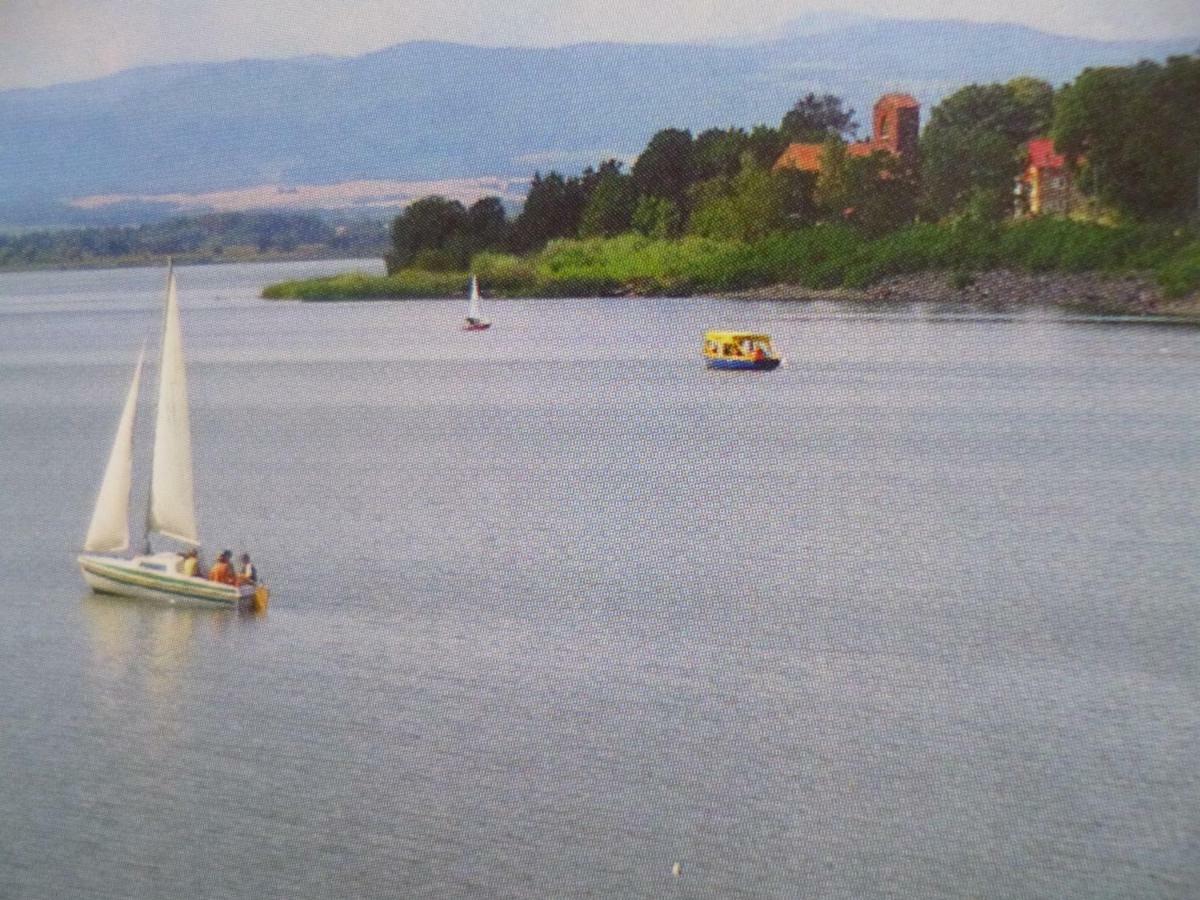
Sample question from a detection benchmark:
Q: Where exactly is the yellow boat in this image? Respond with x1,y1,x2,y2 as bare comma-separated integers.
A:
703,331,781,371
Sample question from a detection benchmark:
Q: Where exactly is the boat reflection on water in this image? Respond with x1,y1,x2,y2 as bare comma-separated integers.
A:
82,592,264,705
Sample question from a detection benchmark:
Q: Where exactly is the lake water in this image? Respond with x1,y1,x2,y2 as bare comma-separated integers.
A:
1,260,1197,898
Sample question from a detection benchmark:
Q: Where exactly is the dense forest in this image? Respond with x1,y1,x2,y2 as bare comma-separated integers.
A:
370,55,1199,299
0,212,388,269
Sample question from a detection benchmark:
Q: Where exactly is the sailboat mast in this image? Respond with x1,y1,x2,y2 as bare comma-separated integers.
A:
141,258,173,554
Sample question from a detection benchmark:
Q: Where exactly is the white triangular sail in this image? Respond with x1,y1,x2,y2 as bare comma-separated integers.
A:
147,268,199,546
467,275,484,321
83,348,145,553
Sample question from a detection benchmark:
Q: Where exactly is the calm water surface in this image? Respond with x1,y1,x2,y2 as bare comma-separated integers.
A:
1,260,1197,898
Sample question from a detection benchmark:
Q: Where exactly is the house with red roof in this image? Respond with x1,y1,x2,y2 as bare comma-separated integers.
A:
1016,138,1081,216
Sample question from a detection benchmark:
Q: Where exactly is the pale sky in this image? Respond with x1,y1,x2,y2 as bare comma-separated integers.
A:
2,0,1197,90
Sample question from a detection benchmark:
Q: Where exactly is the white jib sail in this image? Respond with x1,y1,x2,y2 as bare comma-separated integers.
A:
467,275,483,320
83,347,146,553
148,269,199,545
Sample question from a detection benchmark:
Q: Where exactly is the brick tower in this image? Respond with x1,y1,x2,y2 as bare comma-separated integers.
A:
773,92,921,175
870,94,920,162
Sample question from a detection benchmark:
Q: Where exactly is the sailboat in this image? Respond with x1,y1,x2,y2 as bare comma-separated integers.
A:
462,275,491,331
77,264,257,607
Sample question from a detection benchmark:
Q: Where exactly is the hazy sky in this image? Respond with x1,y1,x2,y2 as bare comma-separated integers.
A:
3,0,1198,90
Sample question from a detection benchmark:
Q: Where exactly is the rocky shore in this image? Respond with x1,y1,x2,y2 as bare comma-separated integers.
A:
718,269,1200,319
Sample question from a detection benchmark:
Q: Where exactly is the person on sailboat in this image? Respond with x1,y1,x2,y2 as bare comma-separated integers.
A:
180,547,202,578
208,550,237,585
237,553,258,585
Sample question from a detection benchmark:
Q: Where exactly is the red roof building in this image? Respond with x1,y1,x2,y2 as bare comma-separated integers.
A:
1027,137,1066,170
773,93,920,175
1016,137,1079,216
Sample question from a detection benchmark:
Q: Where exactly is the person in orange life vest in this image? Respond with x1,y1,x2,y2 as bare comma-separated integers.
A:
752,345,766,363
208,550,237,585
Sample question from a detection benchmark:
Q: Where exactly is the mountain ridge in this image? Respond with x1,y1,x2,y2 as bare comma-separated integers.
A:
2,17,1194,225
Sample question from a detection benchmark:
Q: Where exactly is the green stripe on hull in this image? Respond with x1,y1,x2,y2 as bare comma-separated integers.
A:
80,558,240,605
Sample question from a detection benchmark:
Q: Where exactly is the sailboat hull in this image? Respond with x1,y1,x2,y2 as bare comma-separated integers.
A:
79,553,251,607
462,321,492,331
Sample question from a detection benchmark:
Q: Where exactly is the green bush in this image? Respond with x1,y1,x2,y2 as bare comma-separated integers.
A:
1157,242,1200,298
410,248,460,272
261,269,466,300
471,251,537,290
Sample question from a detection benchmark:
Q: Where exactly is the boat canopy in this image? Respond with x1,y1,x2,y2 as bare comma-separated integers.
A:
704,330,772,344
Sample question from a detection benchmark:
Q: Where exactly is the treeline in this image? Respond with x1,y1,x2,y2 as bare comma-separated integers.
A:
384,97,848,272
0,212,388,268
386,54,1199,275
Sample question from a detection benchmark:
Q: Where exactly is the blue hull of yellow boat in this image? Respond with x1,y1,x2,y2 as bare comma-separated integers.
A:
706,357,781,371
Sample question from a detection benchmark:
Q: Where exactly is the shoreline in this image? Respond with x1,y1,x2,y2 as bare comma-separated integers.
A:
261,267,1200,320
714,269,1200,320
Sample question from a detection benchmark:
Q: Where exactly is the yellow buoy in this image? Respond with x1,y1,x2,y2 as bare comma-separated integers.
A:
253,584,270,613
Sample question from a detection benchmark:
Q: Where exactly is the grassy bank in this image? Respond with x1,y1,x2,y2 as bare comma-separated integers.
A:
261,219,1200,301
261,268,466,299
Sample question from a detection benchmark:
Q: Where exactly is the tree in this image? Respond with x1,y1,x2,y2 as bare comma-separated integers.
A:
813,138,852,217
817,139,917,236
465,197,508,253
919,126,1015,220
857,155,919,236
745,125,790,169
631,128,695,206
780,93,857,142
631,196,684,239
1006,77,1055,135
774,168,821,227
1054,56,1200,221
693,128,749,182
385,195,509,271
688,154,788,241
926,81,1053,145
579,164,638,237
507,171,589,252
920,78,1055,221
386,195,468,272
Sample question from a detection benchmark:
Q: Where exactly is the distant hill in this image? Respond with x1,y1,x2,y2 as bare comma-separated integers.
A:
0,212,388,270
1,17,1194,225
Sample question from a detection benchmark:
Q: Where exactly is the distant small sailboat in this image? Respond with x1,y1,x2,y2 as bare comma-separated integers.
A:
462,275,492,331
77,264,259,607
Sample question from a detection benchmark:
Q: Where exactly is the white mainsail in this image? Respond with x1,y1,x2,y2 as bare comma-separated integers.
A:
147,268,199,545
83,348,145,553
467,275,483,320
